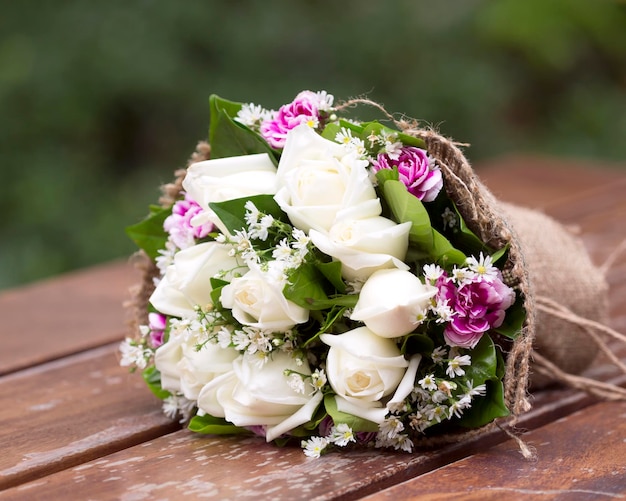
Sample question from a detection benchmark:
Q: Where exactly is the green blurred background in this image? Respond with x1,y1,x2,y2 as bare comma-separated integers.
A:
1,0,625,289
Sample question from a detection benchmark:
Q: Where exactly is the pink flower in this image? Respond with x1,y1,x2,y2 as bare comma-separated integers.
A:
373,147,443,202
260,90,333,149
163,194,213,249
437,273,515,349
148,312,167,348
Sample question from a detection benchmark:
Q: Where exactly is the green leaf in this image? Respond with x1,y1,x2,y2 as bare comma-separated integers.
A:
431,229,467,266
382,180,433,248
397,131,426,149
209,94,276,159
209,194,285,235
463,334,498,384
141,366,171,400
283,263,329,309
401,333,435,355
315,260,346,293
458,379,509,428
494,295,526,339
456,336,510,427
188,414,249,435
125,207,170,259
324,394,379,432
302,294,359,310
375,167,399,185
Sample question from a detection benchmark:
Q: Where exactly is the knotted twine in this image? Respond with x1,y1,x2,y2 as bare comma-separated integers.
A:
126,99,626,458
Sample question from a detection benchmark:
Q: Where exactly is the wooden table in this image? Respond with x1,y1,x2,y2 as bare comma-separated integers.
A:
1,156,625,500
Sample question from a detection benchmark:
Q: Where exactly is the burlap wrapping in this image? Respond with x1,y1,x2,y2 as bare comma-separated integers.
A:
500,204,608,388
127,117,622,452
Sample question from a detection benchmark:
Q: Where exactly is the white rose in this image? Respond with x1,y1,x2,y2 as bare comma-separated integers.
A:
197,351,324,442
274,124,381,233
154,331,238,400
351,268,437,338
309,217,412,282
220,267,308,331
320,327,409,423
182,153,278,233
150,241,245,318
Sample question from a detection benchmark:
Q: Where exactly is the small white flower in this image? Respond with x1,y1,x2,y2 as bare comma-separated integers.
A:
216,326,233,348
448,400,465,419
418,374,437,391
446,354,472,378
423,263,444,283
287,373,306,395
235,103,274,128
431,346,447,364
433,298,455,323
379,417,404,440
425,404,447,424
441,207,457,229
330,423,356,446
392,434,414,452
431,390,448,404
155,240,177,275
302,436,329,458
466,252,499,282
244,200,260,226
119,338,148,369
450,266,477,286
465,380,487,398
335,128,354,145
310,369,327,393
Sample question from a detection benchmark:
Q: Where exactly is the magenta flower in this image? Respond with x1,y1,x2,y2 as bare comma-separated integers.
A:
260,90,333,149
163,194,213,249
373,147,443,202
147,312,167,348
437,273,515,349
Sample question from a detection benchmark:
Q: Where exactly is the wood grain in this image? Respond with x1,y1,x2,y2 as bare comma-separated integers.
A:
0,260,139,376
0,345,179,490
361,400,626,501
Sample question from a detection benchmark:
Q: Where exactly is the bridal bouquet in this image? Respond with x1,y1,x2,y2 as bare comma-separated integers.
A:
120,90,528,457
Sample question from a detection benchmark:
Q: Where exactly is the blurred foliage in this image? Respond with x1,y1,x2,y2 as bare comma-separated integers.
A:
1,0,625,289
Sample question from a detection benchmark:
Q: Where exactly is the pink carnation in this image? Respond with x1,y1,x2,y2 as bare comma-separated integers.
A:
163,194,213,249
147,312,167,348
437,273,515,349
260,90,333,149
373,147,443,202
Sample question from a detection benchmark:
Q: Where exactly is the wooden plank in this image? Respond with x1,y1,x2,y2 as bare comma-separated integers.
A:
2,382,624,501
360,400,626,501
0,345,179,490
0,260,139,375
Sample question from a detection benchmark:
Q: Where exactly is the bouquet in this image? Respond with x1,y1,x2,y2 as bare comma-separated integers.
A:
120,90,545,457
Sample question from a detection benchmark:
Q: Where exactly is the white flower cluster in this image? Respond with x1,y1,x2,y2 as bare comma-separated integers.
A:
301,423,356,458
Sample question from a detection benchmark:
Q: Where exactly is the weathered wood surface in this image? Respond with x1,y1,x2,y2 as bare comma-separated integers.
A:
362,400,626,501
0,260,139,376
1,156,624,500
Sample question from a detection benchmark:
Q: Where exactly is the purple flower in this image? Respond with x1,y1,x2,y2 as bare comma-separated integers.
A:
437,273,515,349
163,194,213,249
373,147,443,202
147,312,167,348
260,90,333,149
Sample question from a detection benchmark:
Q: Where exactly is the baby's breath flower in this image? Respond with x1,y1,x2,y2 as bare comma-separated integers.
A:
302,436,329,458
441,207,457,229
330,423,355,446
418,374,437,391
446,354,472,378
466,252,499,282
431,346,447,364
